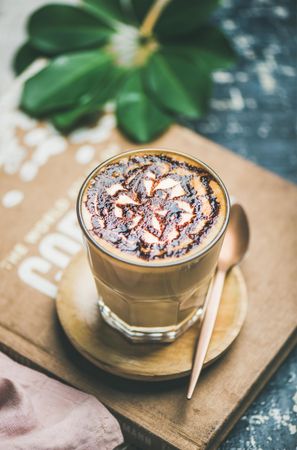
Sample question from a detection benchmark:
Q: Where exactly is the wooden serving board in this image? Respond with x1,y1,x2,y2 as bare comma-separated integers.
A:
1,105,296,449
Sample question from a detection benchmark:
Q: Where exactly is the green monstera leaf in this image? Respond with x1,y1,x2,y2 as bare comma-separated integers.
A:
13,42,44,75
144,48,212,118
51,66,124,130
28,4,113,54
15,0,236,142
116,70,172,142
22,51,113,114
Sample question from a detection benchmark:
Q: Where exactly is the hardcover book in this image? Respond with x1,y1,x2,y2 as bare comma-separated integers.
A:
0,73,296,449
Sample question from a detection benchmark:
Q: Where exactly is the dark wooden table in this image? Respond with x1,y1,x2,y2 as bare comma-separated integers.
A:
188,0,297,185
193,1,297,448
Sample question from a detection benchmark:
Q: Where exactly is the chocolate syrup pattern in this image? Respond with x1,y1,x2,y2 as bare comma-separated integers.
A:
84,154,221,260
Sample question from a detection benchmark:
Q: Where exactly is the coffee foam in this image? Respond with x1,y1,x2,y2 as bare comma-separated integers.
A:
81,152,227,262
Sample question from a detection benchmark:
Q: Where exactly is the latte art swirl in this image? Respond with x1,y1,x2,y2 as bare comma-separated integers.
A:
82,153,226,261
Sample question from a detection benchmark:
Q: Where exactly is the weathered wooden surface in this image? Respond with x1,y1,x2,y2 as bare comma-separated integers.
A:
184,0,297,186
210,2,297,449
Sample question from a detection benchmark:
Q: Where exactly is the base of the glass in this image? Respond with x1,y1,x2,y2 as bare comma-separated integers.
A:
98,298,203,343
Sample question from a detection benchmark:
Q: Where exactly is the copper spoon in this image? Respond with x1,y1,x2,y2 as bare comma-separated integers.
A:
187,203,250,399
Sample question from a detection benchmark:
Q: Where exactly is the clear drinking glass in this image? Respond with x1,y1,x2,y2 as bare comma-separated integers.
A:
77,149,230,342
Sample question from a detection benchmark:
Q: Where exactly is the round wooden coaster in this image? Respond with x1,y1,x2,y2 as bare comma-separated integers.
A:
56,252,248,381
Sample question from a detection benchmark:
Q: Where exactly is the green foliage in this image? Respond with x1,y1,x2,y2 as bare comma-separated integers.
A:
13,42,43,75
28,5,113,54
116,70,172,142
21,51,113,114
83,0,135,25
15,0,236,142
153,0,221,39
51,65,124,130
144,49,212,118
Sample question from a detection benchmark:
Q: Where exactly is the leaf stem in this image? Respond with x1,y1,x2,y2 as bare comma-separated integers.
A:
139,0,171,38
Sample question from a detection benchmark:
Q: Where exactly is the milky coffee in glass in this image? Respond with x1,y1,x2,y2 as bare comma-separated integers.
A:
77,149,230,342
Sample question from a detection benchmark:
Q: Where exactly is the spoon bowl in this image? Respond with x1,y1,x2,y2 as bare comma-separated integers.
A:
218,203,250,272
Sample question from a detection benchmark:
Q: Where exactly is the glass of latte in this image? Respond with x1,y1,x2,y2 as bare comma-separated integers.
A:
77,149,230,342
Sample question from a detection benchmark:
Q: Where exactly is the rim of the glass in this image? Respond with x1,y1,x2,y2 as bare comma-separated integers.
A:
77,148,230,268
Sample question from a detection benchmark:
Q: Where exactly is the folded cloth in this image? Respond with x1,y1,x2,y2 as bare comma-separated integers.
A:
0,352,123,450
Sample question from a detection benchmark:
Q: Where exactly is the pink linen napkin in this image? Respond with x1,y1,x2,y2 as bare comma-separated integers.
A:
0,352,123,449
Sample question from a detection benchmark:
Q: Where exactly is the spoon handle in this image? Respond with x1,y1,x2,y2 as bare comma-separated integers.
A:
187,269,226,399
